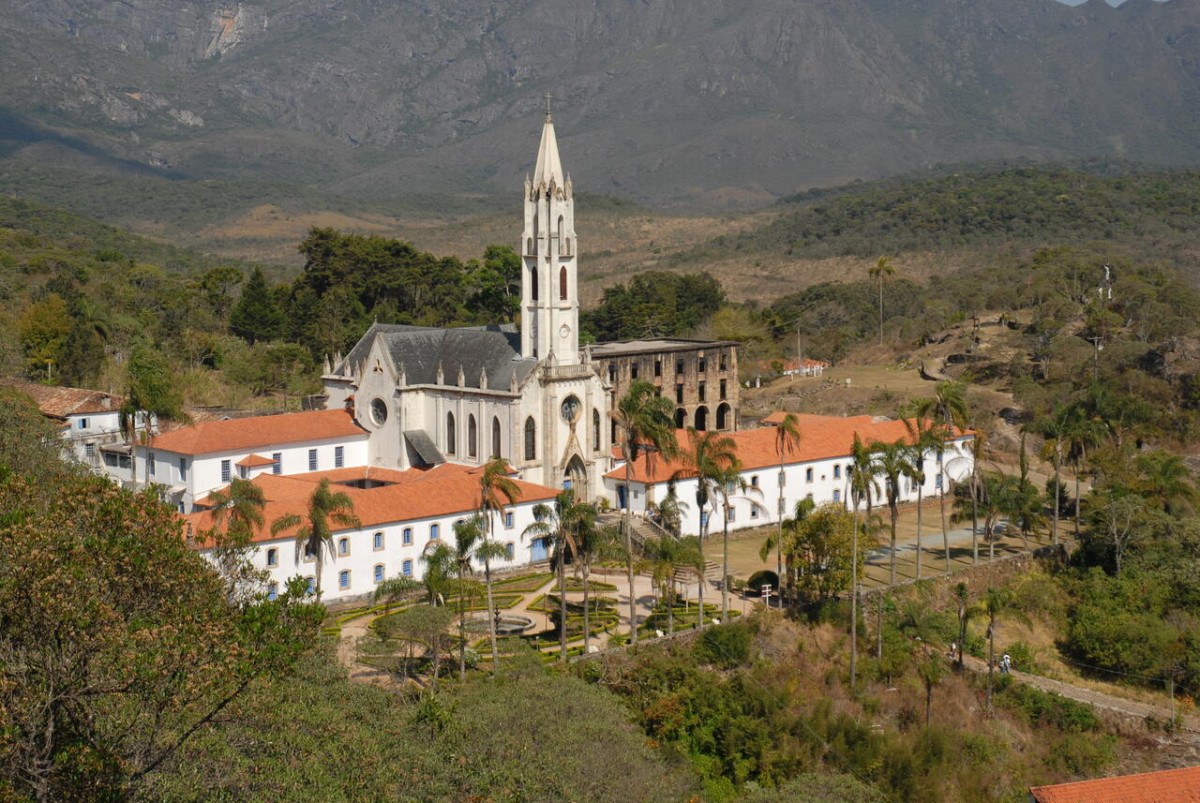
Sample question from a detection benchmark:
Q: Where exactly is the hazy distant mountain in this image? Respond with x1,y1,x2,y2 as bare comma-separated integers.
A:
0,0,1196,208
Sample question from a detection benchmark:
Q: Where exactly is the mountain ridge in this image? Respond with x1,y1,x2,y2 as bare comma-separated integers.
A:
0,0,1196,208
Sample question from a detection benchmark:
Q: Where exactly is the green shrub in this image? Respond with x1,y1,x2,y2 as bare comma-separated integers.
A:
1001,684,1098,732
694,621,754,668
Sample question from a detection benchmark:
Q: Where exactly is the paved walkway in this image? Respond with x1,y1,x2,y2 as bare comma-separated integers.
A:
961,655,1200,733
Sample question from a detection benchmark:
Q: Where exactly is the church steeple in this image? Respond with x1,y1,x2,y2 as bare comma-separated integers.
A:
520,100,579,365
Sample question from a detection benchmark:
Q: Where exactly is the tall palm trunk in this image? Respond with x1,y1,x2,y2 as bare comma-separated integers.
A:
971,473,980,565
986,613,997,711
667,572,675,635
915,482,924,579
582,565,591,655
623,462,638,645
940,456,951,570
888,497,899,586
558,552,568,662
776,464,785,589
1073,456,1082,539
1051,452,1061,547
721,502,731,622
850,503,858,690
458,577,467,680
484,515,499,677
697,511,707,630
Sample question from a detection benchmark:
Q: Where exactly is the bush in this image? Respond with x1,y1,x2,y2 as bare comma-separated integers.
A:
1001,684,1098,732
694,620,755,668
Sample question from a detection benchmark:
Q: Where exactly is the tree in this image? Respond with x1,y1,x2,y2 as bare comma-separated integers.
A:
870,438,917,585
678,428,743,622
868,256,895,346
446,516,488,679
18,293,71,380
847,433,878,690
420,541,454,607
373,575,419,614
903,418,941,580
524,491,596,662
470,245,522,323
377,604,455,690
612,380,678,643
575,519,613,655
954,582,973,672
198,265,244,320
642,534,704,636
916,381,969,564
0,473,322,799
1135,450,1196,517
478,458,521,674
977,587,1021,711
203,478,268,603
784,504,872,604
229,266,283,344
270,478,360,596
917,653,946,728
120,342,186,488
773,413,801,584
1063,405,1107,539
1030,404,1071,547
1087,490,1148,577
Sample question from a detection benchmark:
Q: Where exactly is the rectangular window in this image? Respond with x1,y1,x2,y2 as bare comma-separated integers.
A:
220,459,231,483
936,474,944,491
335,446,344,468
607,364,616,383
430,524,440,541
699,358,707,373
308,449,317,471
402,559,413,577
339,570,350,590
805,467,813,483
719,353,727,371
727,506,736,523
654,360,662,377
676,359,684,375
267,582,278,601
179,457,187,482
751,475,759,487
85,443,95,460
403,527,413,546
373,532,384,550
374,564,385,583
78,418,88,430
750,506,759,519
505,512,514,529
698,383,706,402
273,452,282,475
675,385,684,404
833,465,841,480
505,542,515,561
104,452,118,468
148,452,157,477
267,548,278,566
833,489,842,503
630,362,639,379
238,465,248,480
338,538,349,556
720,379,727,400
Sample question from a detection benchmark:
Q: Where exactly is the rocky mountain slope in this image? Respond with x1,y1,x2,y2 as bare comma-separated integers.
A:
0,0,1197,208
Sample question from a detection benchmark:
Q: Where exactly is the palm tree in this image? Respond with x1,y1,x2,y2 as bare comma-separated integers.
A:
772,413,801,585
953,582,972,672
1136,450,1196,517
420,541,454,606
575,519,613,655
611,380,679,644
870,438,917,585
917,381,970,564
478,458,521,675
1063,405,1106,539
270,477,360,596
918,653,945,728
449,515,487,679
1030,405,1071,547
524,490,596,662
678,428,742,622
977,587,1024,711
904,418,943,580
847,433,878,690
642,534,703,636
868,256,895,346
206,477,266,540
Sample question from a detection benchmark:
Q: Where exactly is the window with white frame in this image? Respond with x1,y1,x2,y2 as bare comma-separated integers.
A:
505,512,514,529
727,506,736,523
220,459,231,483
78,418,88,429
273,452,282,475
403,527,413,546
308,449,317,471
335,445,344,468
85,443,95,460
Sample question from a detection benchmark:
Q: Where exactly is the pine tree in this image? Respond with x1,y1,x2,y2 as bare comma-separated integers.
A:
229,267,283,344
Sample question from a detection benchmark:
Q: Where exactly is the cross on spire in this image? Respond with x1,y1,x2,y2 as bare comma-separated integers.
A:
544,92,552,122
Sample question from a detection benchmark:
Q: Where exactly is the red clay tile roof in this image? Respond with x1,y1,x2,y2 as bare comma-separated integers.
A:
149,409,366,455
1030,765,1200,802
185,463,558,546
5,379,122,419
606,415,970,484
236,454,277,468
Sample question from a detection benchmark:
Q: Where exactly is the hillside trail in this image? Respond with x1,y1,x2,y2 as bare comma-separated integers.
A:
961,655,1200,735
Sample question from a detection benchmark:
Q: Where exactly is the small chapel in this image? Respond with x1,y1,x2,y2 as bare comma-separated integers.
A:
322,107,611,499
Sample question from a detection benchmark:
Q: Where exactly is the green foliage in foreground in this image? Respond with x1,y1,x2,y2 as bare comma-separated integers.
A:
146,649,697,802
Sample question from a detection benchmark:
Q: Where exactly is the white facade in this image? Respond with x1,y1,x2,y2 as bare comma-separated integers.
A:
604,419,975,538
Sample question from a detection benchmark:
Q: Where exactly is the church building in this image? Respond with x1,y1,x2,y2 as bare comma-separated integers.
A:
322,109,611,499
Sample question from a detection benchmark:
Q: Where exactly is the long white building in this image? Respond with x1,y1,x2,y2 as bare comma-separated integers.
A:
604,413,974,537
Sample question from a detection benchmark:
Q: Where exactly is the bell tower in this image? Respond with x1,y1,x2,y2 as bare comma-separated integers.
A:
520,98,579,365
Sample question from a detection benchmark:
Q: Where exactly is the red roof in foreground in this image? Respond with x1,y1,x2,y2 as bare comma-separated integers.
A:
606,415,971,485
1030,765,1200,802
149,409,366,455
185,463,558,546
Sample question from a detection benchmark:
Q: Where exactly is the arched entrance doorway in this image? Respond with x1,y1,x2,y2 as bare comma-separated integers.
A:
716,402,731,430
675,408,686,429
564,455,587,499
694,405,708,431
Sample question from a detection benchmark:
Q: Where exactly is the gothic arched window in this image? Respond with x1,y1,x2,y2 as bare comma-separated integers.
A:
492,417,502,459
468,414,478,458
557,215,565,255
559,267,568,301
524,417,537,461
531,266,539,301
446,412,456,455
592,408,601,453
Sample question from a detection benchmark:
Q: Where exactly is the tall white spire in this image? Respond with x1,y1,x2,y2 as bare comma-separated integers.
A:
532,95,564,191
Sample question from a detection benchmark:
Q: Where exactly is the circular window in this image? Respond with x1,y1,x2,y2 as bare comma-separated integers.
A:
370,398,388,427
560,395,581,424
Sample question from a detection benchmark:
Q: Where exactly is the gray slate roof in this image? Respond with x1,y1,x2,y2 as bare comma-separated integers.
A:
338,323,537,391
404,430,445,466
